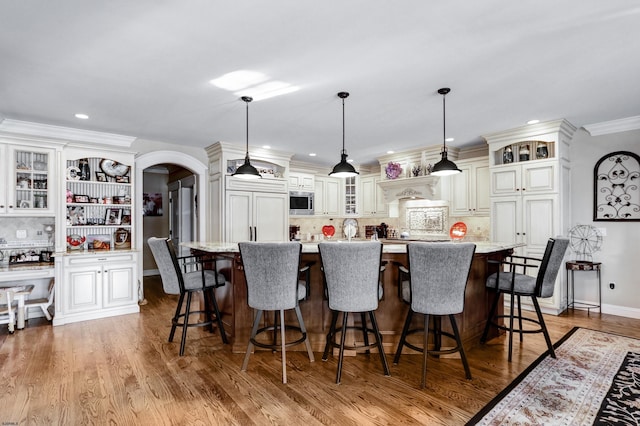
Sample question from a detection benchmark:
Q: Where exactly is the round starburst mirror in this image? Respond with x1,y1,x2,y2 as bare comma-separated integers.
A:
568,225,602,262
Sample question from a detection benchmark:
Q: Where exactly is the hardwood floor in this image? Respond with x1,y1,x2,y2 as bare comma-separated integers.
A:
2,276,639,425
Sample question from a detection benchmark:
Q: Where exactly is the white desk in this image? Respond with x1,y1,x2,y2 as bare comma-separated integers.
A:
0,263,53,327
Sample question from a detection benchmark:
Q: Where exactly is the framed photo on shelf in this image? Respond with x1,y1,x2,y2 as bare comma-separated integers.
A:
95,171,108,182
74,194,90,203
105,208,122,225
121,209,131,225
87,234,111,250
115,175,130,183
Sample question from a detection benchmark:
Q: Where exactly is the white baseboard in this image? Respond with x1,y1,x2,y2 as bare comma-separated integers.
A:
143,269,159,277
506,298,640,319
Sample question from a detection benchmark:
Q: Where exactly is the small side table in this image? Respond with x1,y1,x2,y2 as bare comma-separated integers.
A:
566,261,602,315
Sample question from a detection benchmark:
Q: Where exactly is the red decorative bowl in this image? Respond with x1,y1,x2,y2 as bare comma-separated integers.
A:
322,225,335,238
449,222,467,240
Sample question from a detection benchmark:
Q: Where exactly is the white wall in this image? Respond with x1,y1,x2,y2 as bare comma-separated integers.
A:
570,127,640,317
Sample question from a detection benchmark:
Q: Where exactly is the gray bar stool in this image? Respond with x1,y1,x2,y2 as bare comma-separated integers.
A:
393,242,476,388
319,241,390,384
238,242,315,384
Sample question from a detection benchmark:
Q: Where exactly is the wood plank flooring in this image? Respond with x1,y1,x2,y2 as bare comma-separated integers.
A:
2,276,639,425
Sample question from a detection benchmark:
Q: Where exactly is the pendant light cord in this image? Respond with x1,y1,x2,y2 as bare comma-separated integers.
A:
442,91,447,153
342,95,346,155
246,99,249,155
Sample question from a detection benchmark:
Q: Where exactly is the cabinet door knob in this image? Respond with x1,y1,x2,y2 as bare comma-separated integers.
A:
522,188,526,191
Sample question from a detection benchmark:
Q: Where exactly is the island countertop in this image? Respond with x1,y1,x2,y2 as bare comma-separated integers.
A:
184,239,516,353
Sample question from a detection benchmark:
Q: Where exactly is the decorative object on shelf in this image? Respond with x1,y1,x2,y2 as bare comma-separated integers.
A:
232,96,261,179
329,91,359,178
114,228,131,249
593,151,640,221
385,162,403,179
66,166,81,181
449,221,468,240
143,192,163,216
411,165,422,177
18,200,30,208
67,234,86,251
343,218,358,239
73,194,89,203
100,159,130,177
66,189,74,203
105,208,123,225
322,225,335,239
115,175,129,183
503,145,514,164
33,160,47,171
568,225,602,262
431,88,461,176
519,144,530,161
95,171,107,182
78,158,90,181
87,234,111,250
67,206,86,225
536,142,548,159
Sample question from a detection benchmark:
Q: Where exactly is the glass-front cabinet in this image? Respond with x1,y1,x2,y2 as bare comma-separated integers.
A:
1,143,56,216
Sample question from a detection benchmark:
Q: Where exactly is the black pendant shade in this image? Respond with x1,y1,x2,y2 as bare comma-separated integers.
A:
232,96,261,180
430,88,461,177
329,92,359,178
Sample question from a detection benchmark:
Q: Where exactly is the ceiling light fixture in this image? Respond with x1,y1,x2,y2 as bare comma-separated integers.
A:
329,92,359,178
430,88,461,177
75,113,89,119
232,96,261,180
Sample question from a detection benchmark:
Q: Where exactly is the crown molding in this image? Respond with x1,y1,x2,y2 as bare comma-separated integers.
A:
583,116,640,136
0,118,136,147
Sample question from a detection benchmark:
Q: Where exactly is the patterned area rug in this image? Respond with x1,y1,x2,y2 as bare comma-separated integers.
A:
468,327,640,425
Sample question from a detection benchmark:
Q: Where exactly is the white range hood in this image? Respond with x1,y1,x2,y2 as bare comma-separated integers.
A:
377,175,441,202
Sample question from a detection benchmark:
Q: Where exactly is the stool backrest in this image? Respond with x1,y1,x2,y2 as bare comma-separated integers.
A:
536,238,570,298
407,242,476,315
147,237,183,295
319,241,382,312
238,242,302,311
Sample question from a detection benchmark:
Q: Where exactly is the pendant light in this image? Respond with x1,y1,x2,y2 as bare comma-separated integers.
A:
329,91,359,178
232,96,262,179
430,88,461,176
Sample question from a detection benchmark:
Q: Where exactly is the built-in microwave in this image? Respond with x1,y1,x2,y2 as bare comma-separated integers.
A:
289,191,314,215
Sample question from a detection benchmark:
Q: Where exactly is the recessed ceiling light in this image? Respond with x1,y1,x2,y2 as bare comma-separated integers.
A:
210,70,268,91
387,150,395,154
75,113,89,119
445,137,454,142
309,153,317,157
527,119,540,125
262,145,271,149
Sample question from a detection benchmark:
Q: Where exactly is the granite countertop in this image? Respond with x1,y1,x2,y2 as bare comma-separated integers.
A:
182,241,523,254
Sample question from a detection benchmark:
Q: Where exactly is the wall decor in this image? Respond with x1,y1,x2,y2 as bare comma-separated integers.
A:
594,151,640,221
143,192,163,216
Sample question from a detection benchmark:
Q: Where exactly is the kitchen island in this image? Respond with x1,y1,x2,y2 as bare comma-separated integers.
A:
183,240,520,353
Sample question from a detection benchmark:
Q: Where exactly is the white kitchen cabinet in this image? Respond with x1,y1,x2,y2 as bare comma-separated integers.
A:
56,252,139,325
288,172,315,191
0,141,58,216
485,119,576,314
449,158,490,217
226,190,288,242
314,176,341,216
360,175,388,217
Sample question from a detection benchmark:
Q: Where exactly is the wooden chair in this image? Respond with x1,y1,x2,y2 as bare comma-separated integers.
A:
0,288,17,334
24,279,55,321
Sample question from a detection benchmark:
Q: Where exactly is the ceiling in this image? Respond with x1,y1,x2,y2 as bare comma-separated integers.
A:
1,1,639,168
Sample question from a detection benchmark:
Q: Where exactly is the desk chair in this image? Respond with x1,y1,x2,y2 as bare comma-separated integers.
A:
319,241,390,384
148,237,228,356
394,243,476,388
0,288,17,334
238,242,315,384
481,237,569,361
24,279,55,321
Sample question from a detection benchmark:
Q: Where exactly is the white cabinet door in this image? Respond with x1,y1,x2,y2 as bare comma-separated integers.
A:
491,161,556,197
314,177,341,216
360,175,388,217
288,173,315,191
103,262,136,308
491,164,521,196
450,160,490,217
254,192,288,242
226,190,252,242
491,196,521,245
65,265,101,314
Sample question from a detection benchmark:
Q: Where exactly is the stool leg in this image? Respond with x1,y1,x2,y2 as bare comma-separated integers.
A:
508,291,515,362
361,312,370,355
532,297,555,359
279,309,287,384
169,292,185,343
450,314,471,380
179,292,193,356
369,311,390,377
421,314,430,389
394,308,414,364
481,290,501,343
323,310,339,361
208,288,228,344
294,305,315,362
336,312,349,384
242,309,263,371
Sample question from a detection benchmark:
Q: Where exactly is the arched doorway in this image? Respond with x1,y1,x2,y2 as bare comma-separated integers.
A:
135,151,208,301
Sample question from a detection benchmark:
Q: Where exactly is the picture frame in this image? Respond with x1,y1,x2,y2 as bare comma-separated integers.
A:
121,209,131,225
105,208,123,225
73,194,90,203
594,151,640,221
95,171,108,182
113,228,131,249
87,234,111,250
115,175,130,183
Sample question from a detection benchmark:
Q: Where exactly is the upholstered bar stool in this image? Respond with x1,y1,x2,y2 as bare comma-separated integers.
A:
238,242,315,384
393,242,476,388
319,241,390,384
481,237,569,362
148,237,228,356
